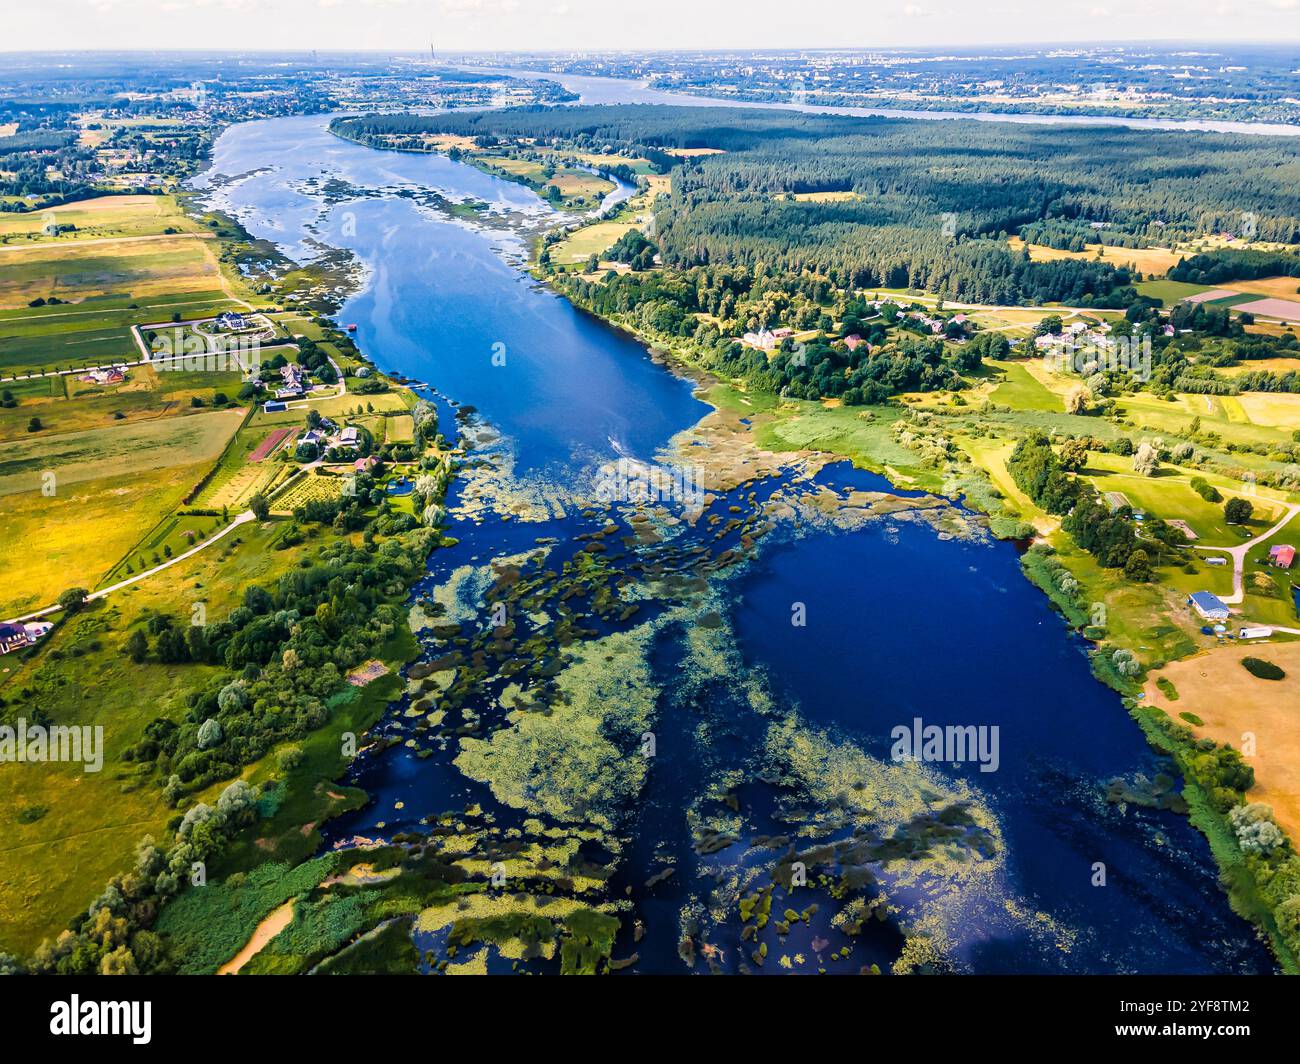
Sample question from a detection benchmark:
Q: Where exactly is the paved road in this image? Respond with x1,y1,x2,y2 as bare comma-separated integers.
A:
4,511,257,625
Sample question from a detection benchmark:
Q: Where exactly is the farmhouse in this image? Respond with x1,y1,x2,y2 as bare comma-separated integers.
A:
1269,544,1295,569
1189,591,1231,622
742,329,777,351
215,311,247,331
81,366,127,386
0,623,31,655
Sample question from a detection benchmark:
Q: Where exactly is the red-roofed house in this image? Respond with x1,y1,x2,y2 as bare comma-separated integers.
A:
1269,544,1295,569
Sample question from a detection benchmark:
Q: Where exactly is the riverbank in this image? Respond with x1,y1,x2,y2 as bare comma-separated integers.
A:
86,110,1283,976
538,268,1300,972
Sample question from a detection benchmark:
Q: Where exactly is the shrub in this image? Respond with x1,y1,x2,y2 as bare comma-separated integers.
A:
1242,656,1285,680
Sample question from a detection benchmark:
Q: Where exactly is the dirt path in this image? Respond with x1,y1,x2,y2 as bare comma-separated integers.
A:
3,510,257,625
1194,502,1300,604
0,231,217,256
218,900,295,975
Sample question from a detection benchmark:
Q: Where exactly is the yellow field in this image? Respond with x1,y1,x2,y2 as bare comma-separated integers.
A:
791,191,859,203
0,407,244,498
548,171,614,198
0,195,204,244
201,461,292,511
1008,236,1184,276
250,391,409,428
554,219,639,263
1147,642,1300,846
662,147,725,157
1235,392,1300,430
0,462,223,617
1221,276,1300,299
0,235,222,309
958,434,1056,533
383,413,415,443
1217,357,1300,376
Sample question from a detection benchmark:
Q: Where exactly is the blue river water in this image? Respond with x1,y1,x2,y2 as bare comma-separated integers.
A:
193,111,1277,974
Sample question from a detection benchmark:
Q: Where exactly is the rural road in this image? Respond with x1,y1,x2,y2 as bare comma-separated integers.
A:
0,231,217,255
4,510,257,626
1194,501,1300,605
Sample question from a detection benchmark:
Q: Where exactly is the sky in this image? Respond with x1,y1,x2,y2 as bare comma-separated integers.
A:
3,0,1300,52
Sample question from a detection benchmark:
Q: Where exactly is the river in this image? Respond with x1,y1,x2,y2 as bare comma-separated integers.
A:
465,66,1300,137
192,112,1276,975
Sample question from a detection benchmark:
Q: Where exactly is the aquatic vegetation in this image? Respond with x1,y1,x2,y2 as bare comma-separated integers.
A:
455,626,658,829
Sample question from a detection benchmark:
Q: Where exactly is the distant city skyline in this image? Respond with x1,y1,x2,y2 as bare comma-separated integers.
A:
4,0,1300,53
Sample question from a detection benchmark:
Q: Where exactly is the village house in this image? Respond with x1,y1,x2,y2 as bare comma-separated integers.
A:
1269,544,1295,569
0,623,31,655
215,311,247,331
81,366,127,385
1188,591,1231,622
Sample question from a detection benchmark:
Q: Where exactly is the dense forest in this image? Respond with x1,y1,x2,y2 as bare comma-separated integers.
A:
334,106,1300,305
1169,248,1300,285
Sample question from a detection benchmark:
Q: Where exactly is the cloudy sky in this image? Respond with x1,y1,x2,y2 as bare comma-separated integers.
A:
4,0,1299,52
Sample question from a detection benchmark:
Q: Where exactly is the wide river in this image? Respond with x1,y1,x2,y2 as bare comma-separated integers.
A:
193,111,1276,975
468,66,1300,137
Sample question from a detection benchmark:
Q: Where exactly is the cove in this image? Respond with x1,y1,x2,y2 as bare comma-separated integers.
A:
193,112,1276,974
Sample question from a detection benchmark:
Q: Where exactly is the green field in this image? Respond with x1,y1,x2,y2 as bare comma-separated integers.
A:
0,366,244,441
1136,279,1214,306
0,292,252,377
0,519,304,954
987,359,1063,412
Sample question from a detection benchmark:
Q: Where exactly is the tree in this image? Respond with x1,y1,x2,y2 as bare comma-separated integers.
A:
1124,548,1152,582
27,416,42,432
1065,384,1090,416
1059,438,1090,473
1112,648,1142,678
249,493,270,521
58,587,88,614
156,627,189,663
196,718,223,750
125,629,149,664
1132,441,1160,477
1224,497,1254,524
